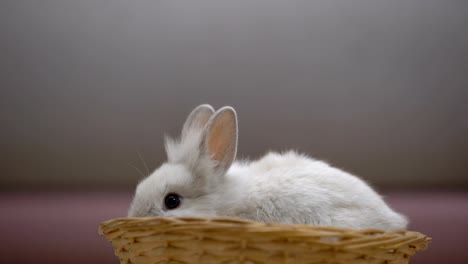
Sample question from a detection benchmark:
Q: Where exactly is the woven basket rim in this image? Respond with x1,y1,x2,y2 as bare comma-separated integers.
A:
99,217,432,249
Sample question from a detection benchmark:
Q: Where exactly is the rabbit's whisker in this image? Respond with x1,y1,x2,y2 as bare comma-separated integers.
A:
137,151,150,175
127,162,146,179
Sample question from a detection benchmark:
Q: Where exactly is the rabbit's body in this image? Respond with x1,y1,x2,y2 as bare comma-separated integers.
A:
128,105,407,230
219,151,406,229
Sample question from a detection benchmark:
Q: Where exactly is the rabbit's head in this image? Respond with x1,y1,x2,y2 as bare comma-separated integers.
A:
128,104,238,217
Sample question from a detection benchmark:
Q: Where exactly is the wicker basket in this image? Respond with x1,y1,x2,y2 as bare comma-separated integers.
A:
99,217,431,264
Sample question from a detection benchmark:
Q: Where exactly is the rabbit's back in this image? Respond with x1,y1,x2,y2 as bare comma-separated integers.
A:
229,151,407,229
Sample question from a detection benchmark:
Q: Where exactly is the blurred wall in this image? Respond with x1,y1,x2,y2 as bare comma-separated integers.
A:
0,0,467,189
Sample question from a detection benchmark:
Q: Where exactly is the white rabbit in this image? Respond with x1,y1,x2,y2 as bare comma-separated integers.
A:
128,104,407,230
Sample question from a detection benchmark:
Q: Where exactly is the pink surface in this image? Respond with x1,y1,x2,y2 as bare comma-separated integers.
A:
0,190,467,264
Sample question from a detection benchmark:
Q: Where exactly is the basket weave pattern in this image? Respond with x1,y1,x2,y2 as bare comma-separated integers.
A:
99,217,431,264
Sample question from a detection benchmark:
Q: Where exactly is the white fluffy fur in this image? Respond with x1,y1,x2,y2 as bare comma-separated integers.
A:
128,105,408,230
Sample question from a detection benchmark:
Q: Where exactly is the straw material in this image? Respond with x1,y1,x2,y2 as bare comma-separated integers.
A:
99,217,431,264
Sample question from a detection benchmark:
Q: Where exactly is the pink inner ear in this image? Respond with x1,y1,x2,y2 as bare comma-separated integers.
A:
208,113,236,163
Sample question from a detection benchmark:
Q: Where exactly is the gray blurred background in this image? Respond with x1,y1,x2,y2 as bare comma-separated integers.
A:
1,0,467,190
1,1,468,264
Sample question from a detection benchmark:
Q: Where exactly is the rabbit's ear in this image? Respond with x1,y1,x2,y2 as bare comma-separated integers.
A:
203,106,238,172
181,104,215,138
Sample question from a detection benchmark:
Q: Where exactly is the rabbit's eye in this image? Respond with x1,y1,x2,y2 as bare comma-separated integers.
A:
164,193,181,210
